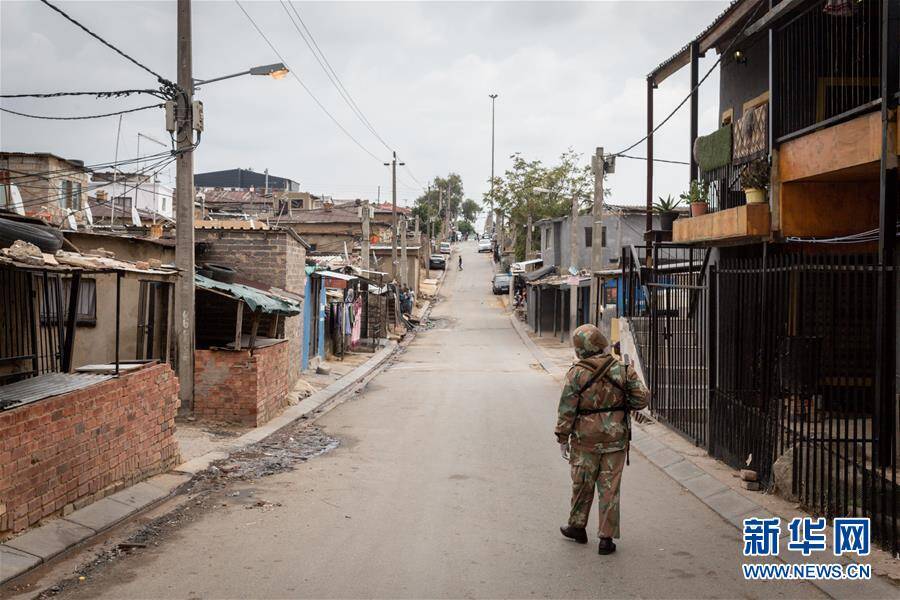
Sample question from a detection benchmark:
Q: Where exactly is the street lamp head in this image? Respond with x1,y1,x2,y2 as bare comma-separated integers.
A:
489,93,498,99
249,62,289,78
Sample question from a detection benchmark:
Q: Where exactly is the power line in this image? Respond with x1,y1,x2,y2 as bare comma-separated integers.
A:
38,0,176,92
280,0,393,153
616,154,690,166
611,1,765,157
0,103,163,121
234,0,385,163
0,89,168,100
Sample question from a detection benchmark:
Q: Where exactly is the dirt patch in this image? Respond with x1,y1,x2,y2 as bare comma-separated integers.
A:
27,422,339,600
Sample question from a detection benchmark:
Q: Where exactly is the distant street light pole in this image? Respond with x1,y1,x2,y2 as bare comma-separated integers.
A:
489,93,502,260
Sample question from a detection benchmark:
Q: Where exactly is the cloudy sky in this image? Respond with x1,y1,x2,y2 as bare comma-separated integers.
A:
1,0,729,212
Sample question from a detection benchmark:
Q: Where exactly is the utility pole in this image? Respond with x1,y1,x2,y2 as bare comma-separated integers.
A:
361,200,371,270
590,147,605,326
525,213,533,258
384,151,404,283
438,186,444,240
568,188,579,335
175,0,195,411
400,215,408,287
489,93,499,262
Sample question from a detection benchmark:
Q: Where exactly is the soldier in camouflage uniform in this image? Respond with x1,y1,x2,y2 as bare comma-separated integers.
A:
556,324,648,555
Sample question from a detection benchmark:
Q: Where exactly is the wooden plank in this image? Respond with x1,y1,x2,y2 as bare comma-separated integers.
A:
234,300,244,350
779,111,883,182
745,0,805,37
672,203,770,243
267,314,279,337
248,313,260,350
699,0,765,54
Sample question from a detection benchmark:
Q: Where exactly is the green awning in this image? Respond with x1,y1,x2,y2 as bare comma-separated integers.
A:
195,274,301,316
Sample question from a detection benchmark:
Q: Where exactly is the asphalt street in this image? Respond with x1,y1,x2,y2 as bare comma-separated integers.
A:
59,241,824,599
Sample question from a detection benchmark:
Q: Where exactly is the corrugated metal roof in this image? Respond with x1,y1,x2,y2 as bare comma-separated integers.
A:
0,373,113,411
195,274,301,315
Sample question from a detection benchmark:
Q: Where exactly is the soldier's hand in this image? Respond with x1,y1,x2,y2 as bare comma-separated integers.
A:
559,442,570,461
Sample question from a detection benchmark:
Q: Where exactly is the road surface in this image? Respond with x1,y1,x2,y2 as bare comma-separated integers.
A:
58,241,822,599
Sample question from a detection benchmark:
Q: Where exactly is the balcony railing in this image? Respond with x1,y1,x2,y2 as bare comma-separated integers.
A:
774,0,882,141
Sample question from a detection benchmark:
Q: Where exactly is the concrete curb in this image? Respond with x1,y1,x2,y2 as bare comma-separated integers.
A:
508,314,564,381
511,317,900,596
0,341,399,586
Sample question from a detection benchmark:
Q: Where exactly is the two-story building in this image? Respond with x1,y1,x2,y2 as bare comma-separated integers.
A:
0,152,89,226
623,0,898,553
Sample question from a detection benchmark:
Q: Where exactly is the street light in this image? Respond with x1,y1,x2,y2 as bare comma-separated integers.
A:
193,62,289,88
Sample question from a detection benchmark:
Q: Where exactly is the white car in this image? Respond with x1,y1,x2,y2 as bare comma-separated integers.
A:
439,242,451,254
477,240,492,253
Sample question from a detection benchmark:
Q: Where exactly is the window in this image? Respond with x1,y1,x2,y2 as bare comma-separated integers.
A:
114,196,133,212
602,225,607,248
41,278,97,326
585,227,593,247
58,180,81,211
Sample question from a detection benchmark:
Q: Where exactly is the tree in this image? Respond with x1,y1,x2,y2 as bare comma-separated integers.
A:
460,199,480,224
412,172,466,234
456,220,475,237
484,149,605,261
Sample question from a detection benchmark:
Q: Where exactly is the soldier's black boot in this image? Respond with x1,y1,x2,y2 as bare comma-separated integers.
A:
597,537,616,555
559,526,588,544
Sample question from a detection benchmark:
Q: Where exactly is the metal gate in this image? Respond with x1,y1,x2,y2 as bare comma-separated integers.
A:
622,245,710,446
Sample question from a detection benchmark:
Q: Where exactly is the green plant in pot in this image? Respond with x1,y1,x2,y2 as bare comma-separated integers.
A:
740,159,769,204
653,194,683,231
680,180,710,217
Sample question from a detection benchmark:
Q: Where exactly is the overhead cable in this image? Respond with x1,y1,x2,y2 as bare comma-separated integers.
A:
0,89,168,100
234,0,385,163
611,1,765,157
0,103,164,121
38,0,177,91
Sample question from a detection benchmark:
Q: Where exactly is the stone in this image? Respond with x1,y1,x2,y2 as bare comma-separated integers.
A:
3,240,44,265
740,469,758,481
741,480,761,491
771,447,799,502
64,498,134,532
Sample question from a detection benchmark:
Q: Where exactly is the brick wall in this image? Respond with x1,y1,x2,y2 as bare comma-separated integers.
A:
194,229,306,386
193,341,289,427
0,154,89,225
0,364,179,536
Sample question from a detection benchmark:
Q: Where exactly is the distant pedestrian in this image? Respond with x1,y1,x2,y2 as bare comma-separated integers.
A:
458,255,463,270
556,324,648,555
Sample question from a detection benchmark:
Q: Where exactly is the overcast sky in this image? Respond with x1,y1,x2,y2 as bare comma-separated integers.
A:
1,0,728,212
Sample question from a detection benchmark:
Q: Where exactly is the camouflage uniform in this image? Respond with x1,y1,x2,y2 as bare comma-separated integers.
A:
556,325,649,539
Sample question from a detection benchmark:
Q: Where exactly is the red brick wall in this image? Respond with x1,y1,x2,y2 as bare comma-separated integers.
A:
193,341,289,427
0,364,180,535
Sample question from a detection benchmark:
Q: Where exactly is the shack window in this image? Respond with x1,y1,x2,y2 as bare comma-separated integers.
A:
585,227,592,247
42,278,97,325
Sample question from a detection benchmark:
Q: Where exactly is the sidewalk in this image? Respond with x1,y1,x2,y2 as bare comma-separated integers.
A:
0,342,399,585
508,315,900,591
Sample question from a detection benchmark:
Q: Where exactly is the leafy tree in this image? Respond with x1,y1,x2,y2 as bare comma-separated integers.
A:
484,149,605,261
456,220,475,237
460,199,480,224
412,172,466,234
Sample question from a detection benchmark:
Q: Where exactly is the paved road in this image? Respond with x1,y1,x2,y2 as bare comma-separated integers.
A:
64,241,823,599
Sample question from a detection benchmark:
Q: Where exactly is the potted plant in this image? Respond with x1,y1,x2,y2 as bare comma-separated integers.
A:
740,159,769,204
680,180,710,217
653,194,683,231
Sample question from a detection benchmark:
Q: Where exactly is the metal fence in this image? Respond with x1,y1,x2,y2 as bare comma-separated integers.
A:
774,0,882,141
0,265,80,390
622,245,710,446
711,250,897,554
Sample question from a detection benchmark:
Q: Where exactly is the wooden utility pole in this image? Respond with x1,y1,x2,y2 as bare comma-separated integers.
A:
361,200,371,269
175,0,195,410
385,151,404,283
525,213,533,258
438,187,444,240
400,215,408,287
590,147,605,326
568,189,579,335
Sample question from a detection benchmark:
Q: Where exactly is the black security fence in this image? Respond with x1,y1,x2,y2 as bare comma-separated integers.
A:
711,250,897,554
621,245,710,446
774,0,882,141
0,265,81,389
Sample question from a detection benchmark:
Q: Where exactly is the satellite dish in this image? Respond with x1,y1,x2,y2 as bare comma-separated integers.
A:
65,209,78,231
9,185,25,215
131,205,141,227
84,204,93,226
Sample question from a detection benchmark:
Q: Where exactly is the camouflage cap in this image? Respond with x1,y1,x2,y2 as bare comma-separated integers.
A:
572,324,608,359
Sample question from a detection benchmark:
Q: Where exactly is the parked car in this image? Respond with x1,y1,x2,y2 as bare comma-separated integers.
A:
439,241,451,254
477,239,492,253
492,273,512,294
429,254,447,270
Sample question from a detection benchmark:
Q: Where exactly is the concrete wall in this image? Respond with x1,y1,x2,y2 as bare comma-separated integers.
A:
0,363,180,534
0,154,89,225
193,342,289,426
540,212,659,271
64,233,175,265
195,229,306,387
